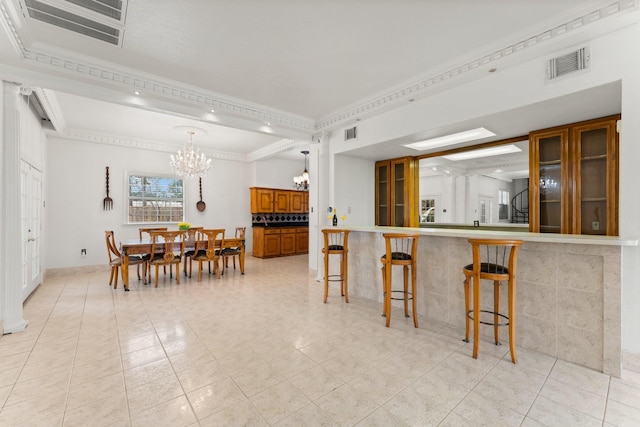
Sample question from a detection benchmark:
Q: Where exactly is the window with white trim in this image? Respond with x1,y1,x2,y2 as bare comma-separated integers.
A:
127,173,184,224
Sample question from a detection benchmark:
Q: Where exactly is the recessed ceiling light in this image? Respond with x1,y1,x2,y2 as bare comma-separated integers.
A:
210,109,215,113
404,127,495,151
133,90,140,95
442,144,521,161
265,121,271,126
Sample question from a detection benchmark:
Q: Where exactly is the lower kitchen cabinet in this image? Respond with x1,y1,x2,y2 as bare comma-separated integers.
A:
252,226,309,258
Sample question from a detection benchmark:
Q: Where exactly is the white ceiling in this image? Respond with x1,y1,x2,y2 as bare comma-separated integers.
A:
0,0,630,163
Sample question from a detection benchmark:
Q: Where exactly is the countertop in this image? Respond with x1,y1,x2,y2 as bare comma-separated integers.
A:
319,225,638,247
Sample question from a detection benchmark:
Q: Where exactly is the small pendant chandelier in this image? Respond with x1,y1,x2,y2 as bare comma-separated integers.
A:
293,150,310,191
170,130,212,179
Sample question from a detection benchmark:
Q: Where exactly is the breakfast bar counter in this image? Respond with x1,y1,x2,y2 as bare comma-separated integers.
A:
328,225,637,376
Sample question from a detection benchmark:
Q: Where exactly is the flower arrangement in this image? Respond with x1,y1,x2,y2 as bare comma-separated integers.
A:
177,222,192,230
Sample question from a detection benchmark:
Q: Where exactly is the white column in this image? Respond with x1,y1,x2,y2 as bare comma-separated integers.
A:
2,81,28,333
314,131,331,281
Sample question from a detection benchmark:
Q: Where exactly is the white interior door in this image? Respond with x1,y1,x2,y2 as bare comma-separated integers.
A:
478,195,495,224
21,161,43,301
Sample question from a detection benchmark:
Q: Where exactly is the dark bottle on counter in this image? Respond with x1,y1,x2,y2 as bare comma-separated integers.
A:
332,208,338,226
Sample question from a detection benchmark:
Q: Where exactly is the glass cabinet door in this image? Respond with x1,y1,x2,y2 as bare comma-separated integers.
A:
376,162,389,225
530,128,569,233
392,161,405,227
572,119,618,235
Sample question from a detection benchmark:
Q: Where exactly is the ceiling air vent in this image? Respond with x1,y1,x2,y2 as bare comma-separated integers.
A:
344,126,358,141
547,47,590,80
24,0,124,45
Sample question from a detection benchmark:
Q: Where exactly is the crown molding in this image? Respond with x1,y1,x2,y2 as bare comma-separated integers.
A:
33,87,66,131
0,0,315,135
315,0,638,131
55,128,250,162
3,0,637,136
246,138,298,162
21,46,317,133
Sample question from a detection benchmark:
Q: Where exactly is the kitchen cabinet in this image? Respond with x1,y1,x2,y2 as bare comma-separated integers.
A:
274,190,290,213
250,187,308,214
295,228,309,253
375,157,418,227
289,191,306,213
280,228,296,255
252,227,281,258
529,115,619,235
252,226,309,258
250,188,274,213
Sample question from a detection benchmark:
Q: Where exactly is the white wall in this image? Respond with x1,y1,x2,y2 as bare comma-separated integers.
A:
333,154,375,227
45,137,253,269
253,157,304,190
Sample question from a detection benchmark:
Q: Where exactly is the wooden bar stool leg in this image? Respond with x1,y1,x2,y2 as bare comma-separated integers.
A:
403,265,409,318
508,277,517,363
381,265,386,317
494,280,501,345
411,262,418,328
340,254,345,296
463,274,470,342
472,273,481,359
343,252,349,303
323,251,329,303
385,263,392,327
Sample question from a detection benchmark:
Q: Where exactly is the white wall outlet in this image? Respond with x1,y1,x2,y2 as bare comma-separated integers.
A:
592,221,600,231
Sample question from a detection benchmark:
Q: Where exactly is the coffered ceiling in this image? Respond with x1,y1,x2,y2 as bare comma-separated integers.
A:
0,0,634,161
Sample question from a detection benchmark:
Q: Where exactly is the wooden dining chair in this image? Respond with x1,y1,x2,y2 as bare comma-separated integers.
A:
148,230,186,287
182,226,203,278
139,227,168,278
105,230,144,289
192,229,225,281
221,226,245,274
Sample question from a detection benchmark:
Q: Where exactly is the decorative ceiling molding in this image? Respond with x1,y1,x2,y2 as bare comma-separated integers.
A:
0,1,315,135
246,138,299,162
33,87,66,131
55,128,250,162
315,0,637,131
2,0,637,136
20,46,317,132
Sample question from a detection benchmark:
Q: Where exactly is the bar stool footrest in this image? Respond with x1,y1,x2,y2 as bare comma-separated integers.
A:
385,290,414,301
466,309,509,327
327,274,345,282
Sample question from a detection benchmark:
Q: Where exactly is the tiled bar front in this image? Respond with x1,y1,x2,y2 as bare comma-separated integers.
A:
344,229,625,376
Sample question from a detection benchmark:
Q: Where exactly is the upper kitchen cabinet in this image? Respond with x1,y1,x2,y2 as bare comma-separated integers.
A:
375,157,418,227
529,115,619,236
250,187,309,214
250,187,274,213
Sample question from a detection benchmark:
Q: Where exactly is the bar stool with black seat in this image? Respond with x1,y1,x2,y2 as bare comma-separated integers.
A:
380,233,421,328
463,238,523,363
322,229,350,303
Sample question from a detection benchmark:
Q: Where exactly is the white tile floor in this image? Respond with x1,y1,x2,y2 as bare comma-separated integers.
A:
1,254,640,426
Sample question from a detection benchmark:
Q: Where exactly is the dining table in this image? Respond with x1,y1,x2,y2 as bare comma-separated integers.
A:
119,236,245,291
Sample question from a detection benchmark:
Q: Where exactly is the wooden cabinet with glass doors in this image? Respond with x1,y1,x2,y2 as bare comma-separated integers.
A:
529,115,619,235
375,157,417,227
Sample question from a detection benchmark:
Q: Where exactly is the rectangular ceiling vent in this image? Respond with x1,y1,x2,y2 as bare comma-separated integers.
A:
23,0,124,45
547,47,590,80
344,126,358,141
